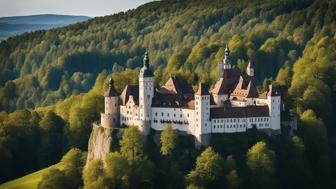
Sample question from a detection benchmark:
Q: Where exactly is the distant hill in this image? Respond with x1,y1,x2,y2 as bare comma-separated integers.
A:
0,14,90,40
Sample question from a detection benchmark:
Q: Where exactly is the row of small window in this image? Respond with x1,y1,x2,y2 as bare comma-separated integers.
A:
213,124,246,129
195,102,209,106
249,118,269,122
214,118,246,123
153,119,189,125
259,123,270,127
155,112,189,118
195,96,209,100
121,117,137,121
213,118,269,123
126,111,138,116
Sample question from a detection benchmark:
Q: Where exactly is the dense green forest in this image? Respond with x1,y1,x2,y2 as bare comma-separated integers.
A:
1,0,336,188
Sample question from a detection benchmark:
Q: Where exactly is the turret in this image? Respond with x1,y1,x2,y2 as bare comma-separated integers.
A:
223,44,232,70
246,61,254,77
101,78,119,128
139,51,154,135
194,82,211,147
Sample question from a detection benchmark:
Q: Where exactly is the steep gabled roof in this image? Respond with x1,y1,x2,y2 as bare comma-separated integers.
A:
120,85,139,105
211,68,240,95
159,76,193,94
230,75,258,98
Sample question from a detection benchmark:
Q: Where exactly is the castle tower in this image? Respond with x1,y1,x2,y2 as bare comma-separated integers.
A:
101,78,119,128
267,84,281,131
194,82,211,147
223,44,232,70
139,51,154,135
246,61,254,77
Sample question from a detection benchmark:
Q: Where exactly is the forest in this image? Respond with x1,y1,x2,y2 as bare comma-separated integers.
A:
0,0,336,188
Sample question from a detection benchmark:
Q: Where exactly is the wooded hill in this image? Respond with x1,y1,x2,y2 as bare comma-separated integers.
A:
1,0,333,112
0,0,336,188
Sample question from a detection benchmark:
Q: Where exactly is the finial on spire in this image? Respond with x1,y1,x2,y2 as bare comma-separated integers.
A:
143,51,149,67
105,77,118,96
223,44,231,69
246,60,254,77
109,77,114,87
225,44,230,56
139,50,153,77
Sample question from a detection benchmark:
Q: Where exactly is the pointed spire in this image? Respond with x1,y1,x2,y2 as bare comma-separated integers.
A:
139,50,153,77
105,77,118,96
246,60,254,77
223,44,232,69
225,44,230,56
143,51,149,67
109,77,114,88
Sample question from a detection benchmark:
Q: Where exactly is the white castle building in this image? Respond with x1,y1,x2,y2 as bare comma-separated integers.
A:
100,46,281,146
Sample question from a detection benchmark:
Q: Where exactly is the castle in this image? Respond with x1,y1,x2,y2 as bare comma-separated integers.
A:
100,45,281,146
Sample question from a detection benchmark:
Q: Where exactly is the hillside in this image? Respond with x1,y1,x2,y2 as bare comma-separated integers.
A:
0,0,336,188
1,0,333,112
0,163,62,189
0,14,90,41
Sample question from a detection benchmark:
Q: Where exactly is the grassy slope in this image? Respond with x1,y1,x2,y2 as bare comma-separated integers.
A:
0,163,63,189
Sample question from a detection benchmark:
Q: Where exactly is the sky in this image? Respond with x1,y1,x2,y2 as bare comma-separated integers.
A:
0,0,153,17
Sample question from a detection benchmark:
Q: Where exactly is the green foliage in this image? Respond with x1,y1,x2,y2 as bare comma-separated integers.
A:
104,152,129,188
0,0,330,112
120,126,144,162
160,124,177,156
37,148,85,189
186,147,224,188
38,169,68,189
38,111,65,166
226,170,240,189
83,159,106,189
1,0,336,188
246,141,277,189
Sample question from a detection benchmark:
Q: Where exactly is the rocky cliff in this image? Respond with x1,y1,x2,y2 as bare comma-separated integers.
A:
86,123,113,165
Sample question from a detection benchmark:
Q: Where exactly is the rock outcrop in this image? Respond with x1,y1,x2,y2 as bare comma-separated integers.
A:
86,123,112,165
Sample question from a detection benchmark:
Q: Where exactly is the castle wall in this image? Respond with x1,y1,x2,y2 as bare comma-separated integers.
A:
151,107,195,134
210,116,270,133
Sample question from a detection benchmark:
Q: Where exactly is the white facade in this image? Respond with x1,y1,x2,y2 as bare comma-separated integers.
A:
99,50,281,146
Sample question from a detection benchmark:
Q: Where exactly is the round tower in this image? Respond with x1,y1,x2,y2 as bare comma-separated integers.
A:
139,51,154,135
101,78,119,128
